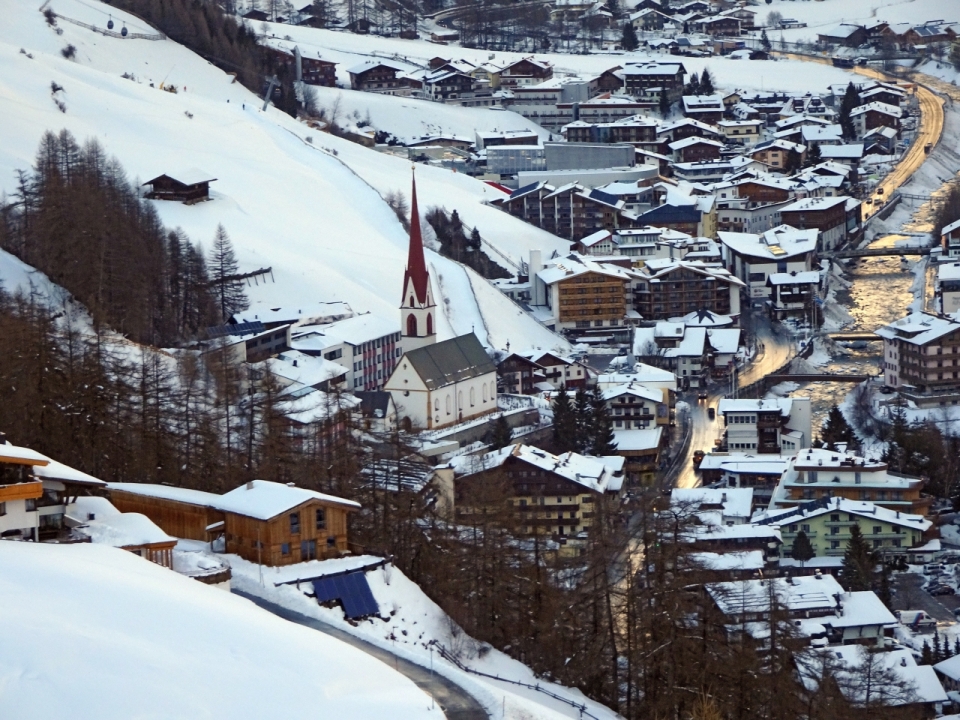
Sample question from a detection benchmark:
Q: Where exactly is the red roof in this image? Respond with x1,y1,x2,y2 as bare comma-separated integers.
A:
404,174,430,305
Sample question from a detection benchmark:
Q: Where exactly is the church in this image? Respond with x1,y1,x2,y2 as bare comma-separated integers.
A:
384,174,498,431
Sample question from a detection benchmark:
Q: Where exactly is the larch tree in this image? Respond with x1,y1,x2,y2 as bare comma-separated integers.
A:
208,224,249,323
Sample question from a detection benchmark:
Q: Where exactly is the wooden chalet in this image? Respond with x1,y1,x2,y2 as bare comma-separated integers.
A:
348,60,407,93
108,480,360,566
242,9,269,21
497,353,544,394
265,44,337,87
498,58,553,88
143,170,216,203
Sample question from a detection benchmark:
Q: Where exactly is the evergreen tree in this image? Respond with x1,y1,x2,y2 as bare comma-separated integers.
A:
790,529,815,567
934,630,943,662
841,523,876,592
784,148,802,174
208,224,249,323
805,143,822,167
574,385,592,453
490,414,513,450
760,29,771,51
621,21,639,51
877,562,892,607
552,389,577,452
820,404,854,449
838,82,859,140
954,637,960,656
921,639,933,665
699,67,714,95
469,226,481,249
659,87,671,118
590,385,618,456
684,72,700,96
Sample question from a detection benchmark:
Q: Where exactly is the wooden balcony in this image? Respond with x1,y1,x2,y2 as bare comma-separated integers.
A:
0,481,43,502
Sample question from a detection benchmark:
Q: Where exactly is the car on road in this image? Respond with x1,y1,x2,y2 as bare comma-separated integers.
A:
708,407,716,420
693,450,705,468
880,385,895,394
698,391,707,400
931,585,956,596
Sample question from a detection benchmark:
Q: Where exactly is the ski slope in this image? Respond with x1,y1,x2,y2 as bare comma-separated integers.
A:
0,0,570,355
0,542,440,720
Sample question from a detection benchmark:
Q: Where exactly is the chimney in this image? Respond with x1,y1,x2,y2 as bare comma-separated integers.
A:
246,481,254,490
815,570,822,580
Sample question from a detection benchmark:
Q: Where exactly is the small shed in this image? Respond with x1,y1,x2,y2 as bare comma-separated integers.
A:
143,169,217,203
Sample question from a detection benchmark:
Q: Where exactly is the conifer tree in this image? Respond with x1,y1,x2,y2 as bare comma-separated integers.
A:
208,224,249,323
490,414,513,450
574,385,592,453
805,143,822,167
699,67,714,95
590,384,618,456
760,29,771,51
820,404,854,449
839,82,859,140
790,529,815,567
659,87,671,118
552,389,577,452
685,71,700,96
841,523,876,591
621,21,639,51
954,637,960,656
921,639,933,665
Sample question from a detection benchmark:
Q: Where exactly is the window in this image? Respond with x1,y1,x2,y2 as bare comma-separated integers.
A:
290,512,301,534
873,526,882,535
301,539,317,560
830,514,840,521
789,524,797,532
831,541,840,549
830,526,839,535
873,539,882,548
316,508,326,530
281,543,290,555
809,471,818,483
801,524,810,532
854,472,861,484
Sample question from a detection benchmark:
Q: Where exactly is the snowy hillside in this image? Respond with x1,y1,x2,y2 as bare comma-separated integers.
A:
254,20,866,97
0,0,570,354
0,542,440,720
228,552,622,720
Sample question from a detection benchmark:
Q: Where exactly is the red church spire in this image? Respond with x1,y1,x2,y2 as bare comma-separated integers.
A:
403,170,430,305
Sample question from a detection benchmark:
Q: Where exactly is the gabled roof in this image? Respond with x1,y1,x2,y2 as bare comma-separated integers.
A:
217,479,360,519
850,101,902,118
875,311,960,346
143,169,217,187
403,334,496,390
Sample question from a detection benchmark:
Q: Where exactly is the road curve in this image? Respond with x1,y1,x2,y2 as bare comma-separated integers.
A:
233,589,490,720
776,53,946,221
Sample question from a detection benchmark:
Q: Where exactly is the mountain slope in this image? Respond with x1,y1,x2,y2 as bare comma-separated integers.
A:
0,0,569,354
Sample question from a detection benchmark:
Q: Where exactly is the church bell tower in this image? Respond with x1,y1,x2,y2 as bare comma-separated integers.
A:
400,171,437,353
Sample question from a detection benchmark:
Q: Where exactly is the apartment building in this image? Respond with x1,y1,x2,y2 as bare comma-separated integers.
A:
877,311,960,406
717,397,812,454
719,225,819,300
767,447,932,516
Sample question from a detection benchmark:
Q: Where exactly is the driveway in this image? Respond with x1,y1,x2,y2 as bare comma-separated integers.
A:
234,589,489,720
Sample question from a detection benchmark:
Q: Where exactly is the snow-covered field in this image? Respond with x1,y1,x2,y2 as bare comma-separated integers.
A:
225,549,620,720
0,542,440,720
0,0,570,355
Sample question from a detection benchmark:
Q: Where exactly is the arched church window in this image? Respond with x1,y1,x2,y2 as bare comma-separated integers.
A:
407,314,418,336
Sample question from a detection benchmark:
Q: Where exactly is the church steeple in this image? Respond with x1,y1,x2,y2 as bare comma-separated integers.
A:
400,170,436,352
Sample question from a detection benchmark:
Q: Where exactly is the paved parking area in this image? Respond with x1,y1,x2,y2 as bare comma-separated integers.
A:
891,572,958,622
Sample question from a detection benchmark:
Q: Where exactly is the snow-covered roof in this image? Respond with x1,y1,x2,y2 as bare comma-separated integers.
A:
347,59,408,75
661,326,707,358
718,225,818,262
876,311,960,346
0,443,50,466
943,218,960,236
850,101,903,118
602,382,663,404
144,168,216,186
718,397,794,416
697,452,791,476
290,313,398,350
672,487,753,521
669,135,724,151
70,497,175,547
813,646,947,706
267,351,349,389
709,574,845,616
820,145,864,160
768,270,821,286
612,427,662,451
232,301,354,327
687,550,764,572
753,496,931,533
707,328,741,355
453,444,624,494
108,480,359,518
938,262,960,281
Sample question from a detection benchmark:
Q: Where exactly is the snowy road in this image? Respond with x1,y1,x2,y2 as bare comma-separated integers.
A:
234,590,489,720
674,314,796,489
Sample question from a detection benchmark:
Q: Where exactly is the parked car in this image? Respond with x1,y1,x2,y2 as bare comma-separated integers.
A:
924,563,946,574
708,407,716,420
931,585,955,596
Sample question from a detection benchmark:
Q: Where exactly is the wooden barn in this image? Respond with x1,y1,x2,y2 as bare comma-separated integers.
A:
107,480,360,566
142,170,217,203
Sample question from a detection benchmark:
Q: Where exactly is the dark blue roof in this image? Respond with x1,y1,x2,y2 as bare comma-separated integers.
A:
588,188,621,207
510,182,543,199
312,571,379,619
637,204,701,224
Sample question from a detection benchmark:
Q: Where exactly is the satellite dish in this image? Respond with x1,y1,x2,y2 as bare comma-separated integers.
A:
121,24,128,37
107,15,114,29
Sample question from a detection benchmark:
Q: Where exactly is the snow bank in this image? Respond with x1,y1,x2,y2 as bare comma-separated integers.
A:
0,542,439,720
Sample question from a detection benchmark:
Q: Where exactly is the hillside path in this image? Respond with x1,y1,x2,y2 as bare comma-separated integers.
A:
233,589,490,720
